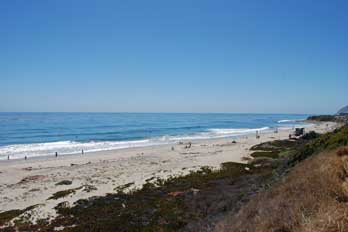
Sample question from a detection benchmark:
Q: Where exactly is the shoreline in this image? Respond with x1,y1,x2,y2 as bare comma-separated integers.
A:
0,121,337,223
0,121,312,163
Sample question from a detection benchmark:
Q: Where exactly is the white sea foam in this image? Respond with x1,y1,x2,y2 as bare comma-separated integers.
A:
0,140,159,160
278,119,305,123
0,126,294,160
208,127,270,135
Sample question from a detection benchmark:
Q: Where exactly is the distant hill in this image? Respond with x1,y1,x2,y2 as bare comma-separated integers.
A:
337,105,348,115
307,115,336,122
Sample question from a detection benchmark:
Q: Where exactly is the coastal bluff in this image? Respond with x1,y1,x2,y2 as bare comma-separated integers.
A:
337,105,348,115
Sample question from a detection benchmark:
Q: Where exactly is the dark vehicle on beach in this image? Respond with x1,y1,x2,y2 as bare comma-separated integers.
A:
294,128,305,136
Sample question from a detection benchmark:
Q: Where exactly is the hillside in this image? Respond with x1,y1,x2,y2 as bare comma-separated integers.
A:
216,147,348,232
338,105,348,115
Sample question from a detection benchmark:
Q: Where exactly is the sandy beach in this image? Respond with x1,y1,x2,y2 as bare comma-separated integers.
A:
0,122,337,223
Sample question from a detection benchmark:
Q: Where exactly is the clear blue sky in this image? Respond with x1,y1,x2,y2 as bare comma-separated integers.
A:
1,0,347,114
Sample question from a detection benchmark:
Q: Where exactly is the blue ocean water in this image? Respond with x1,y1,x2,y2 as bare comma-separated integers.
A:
0,113,309,160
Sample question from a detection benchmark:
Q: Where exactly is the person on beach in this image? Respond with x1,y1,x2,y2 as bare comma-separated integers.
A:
185,142,192,149
82,149,84,155
8,155,10,160
55,152,58,157
171,146,174,151
25,156,27,160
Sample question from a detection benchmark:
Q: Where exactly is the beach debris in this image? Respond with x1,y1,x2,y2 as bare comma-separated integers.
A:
244,167,250,172
29,188,40,192
180,152,200,155
232,140,237,144
22,167,33,171
55,180,72,186
18,175,45,184
83,185,98,192
122,203,126,208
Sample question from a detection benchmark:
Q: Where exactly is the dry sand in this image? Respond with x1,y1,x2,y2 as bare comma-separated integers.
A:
0,122,337,223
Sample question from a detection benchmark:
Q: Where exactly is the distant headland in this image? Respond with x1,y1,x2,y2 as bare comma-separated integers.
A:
307,105,348,123
337,105,348,116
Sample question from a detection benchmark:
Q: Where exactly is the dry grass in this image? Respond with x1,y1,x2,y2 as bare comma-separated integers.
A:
215,147,348,232
337,147,348,157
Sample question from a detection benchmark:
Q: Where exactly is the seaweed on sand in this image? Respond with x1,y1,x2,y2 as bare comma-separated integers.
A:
48,187,83,200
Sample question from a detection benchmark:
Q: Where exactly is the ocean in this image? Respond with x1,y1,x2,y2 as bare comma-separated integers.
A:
0,113,310,160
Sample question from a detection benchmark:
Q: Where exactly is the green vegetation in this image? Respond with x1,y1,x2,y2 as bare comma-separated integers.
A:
56,180,73,186
250,139,300,159
114,182,134,193
48,187,83,200
28,162,271,232
0,205,41,227
289,125,348,165
251,139,297,151
250,151,279,159
307,115,337,121
0,210,23,226
3,125,348,231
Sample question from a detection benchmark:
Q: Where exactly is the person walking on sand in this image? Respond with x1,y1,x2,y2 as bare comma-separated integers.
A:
55,152,58,157
82,149,84,155
8,155,10,160
25,156,27,160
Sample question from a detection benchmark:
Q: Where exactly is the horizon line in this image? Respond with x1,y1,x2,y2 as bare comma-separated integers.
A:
0,111,322,115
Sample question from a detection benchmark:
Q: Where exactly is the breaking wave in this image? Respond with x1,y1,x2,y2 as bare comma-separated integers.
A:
0,126,272,160
278,119,305,123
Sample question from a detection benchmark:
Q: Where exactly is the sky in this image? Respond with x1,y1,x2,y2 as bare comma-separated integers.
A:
1,0,347,114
